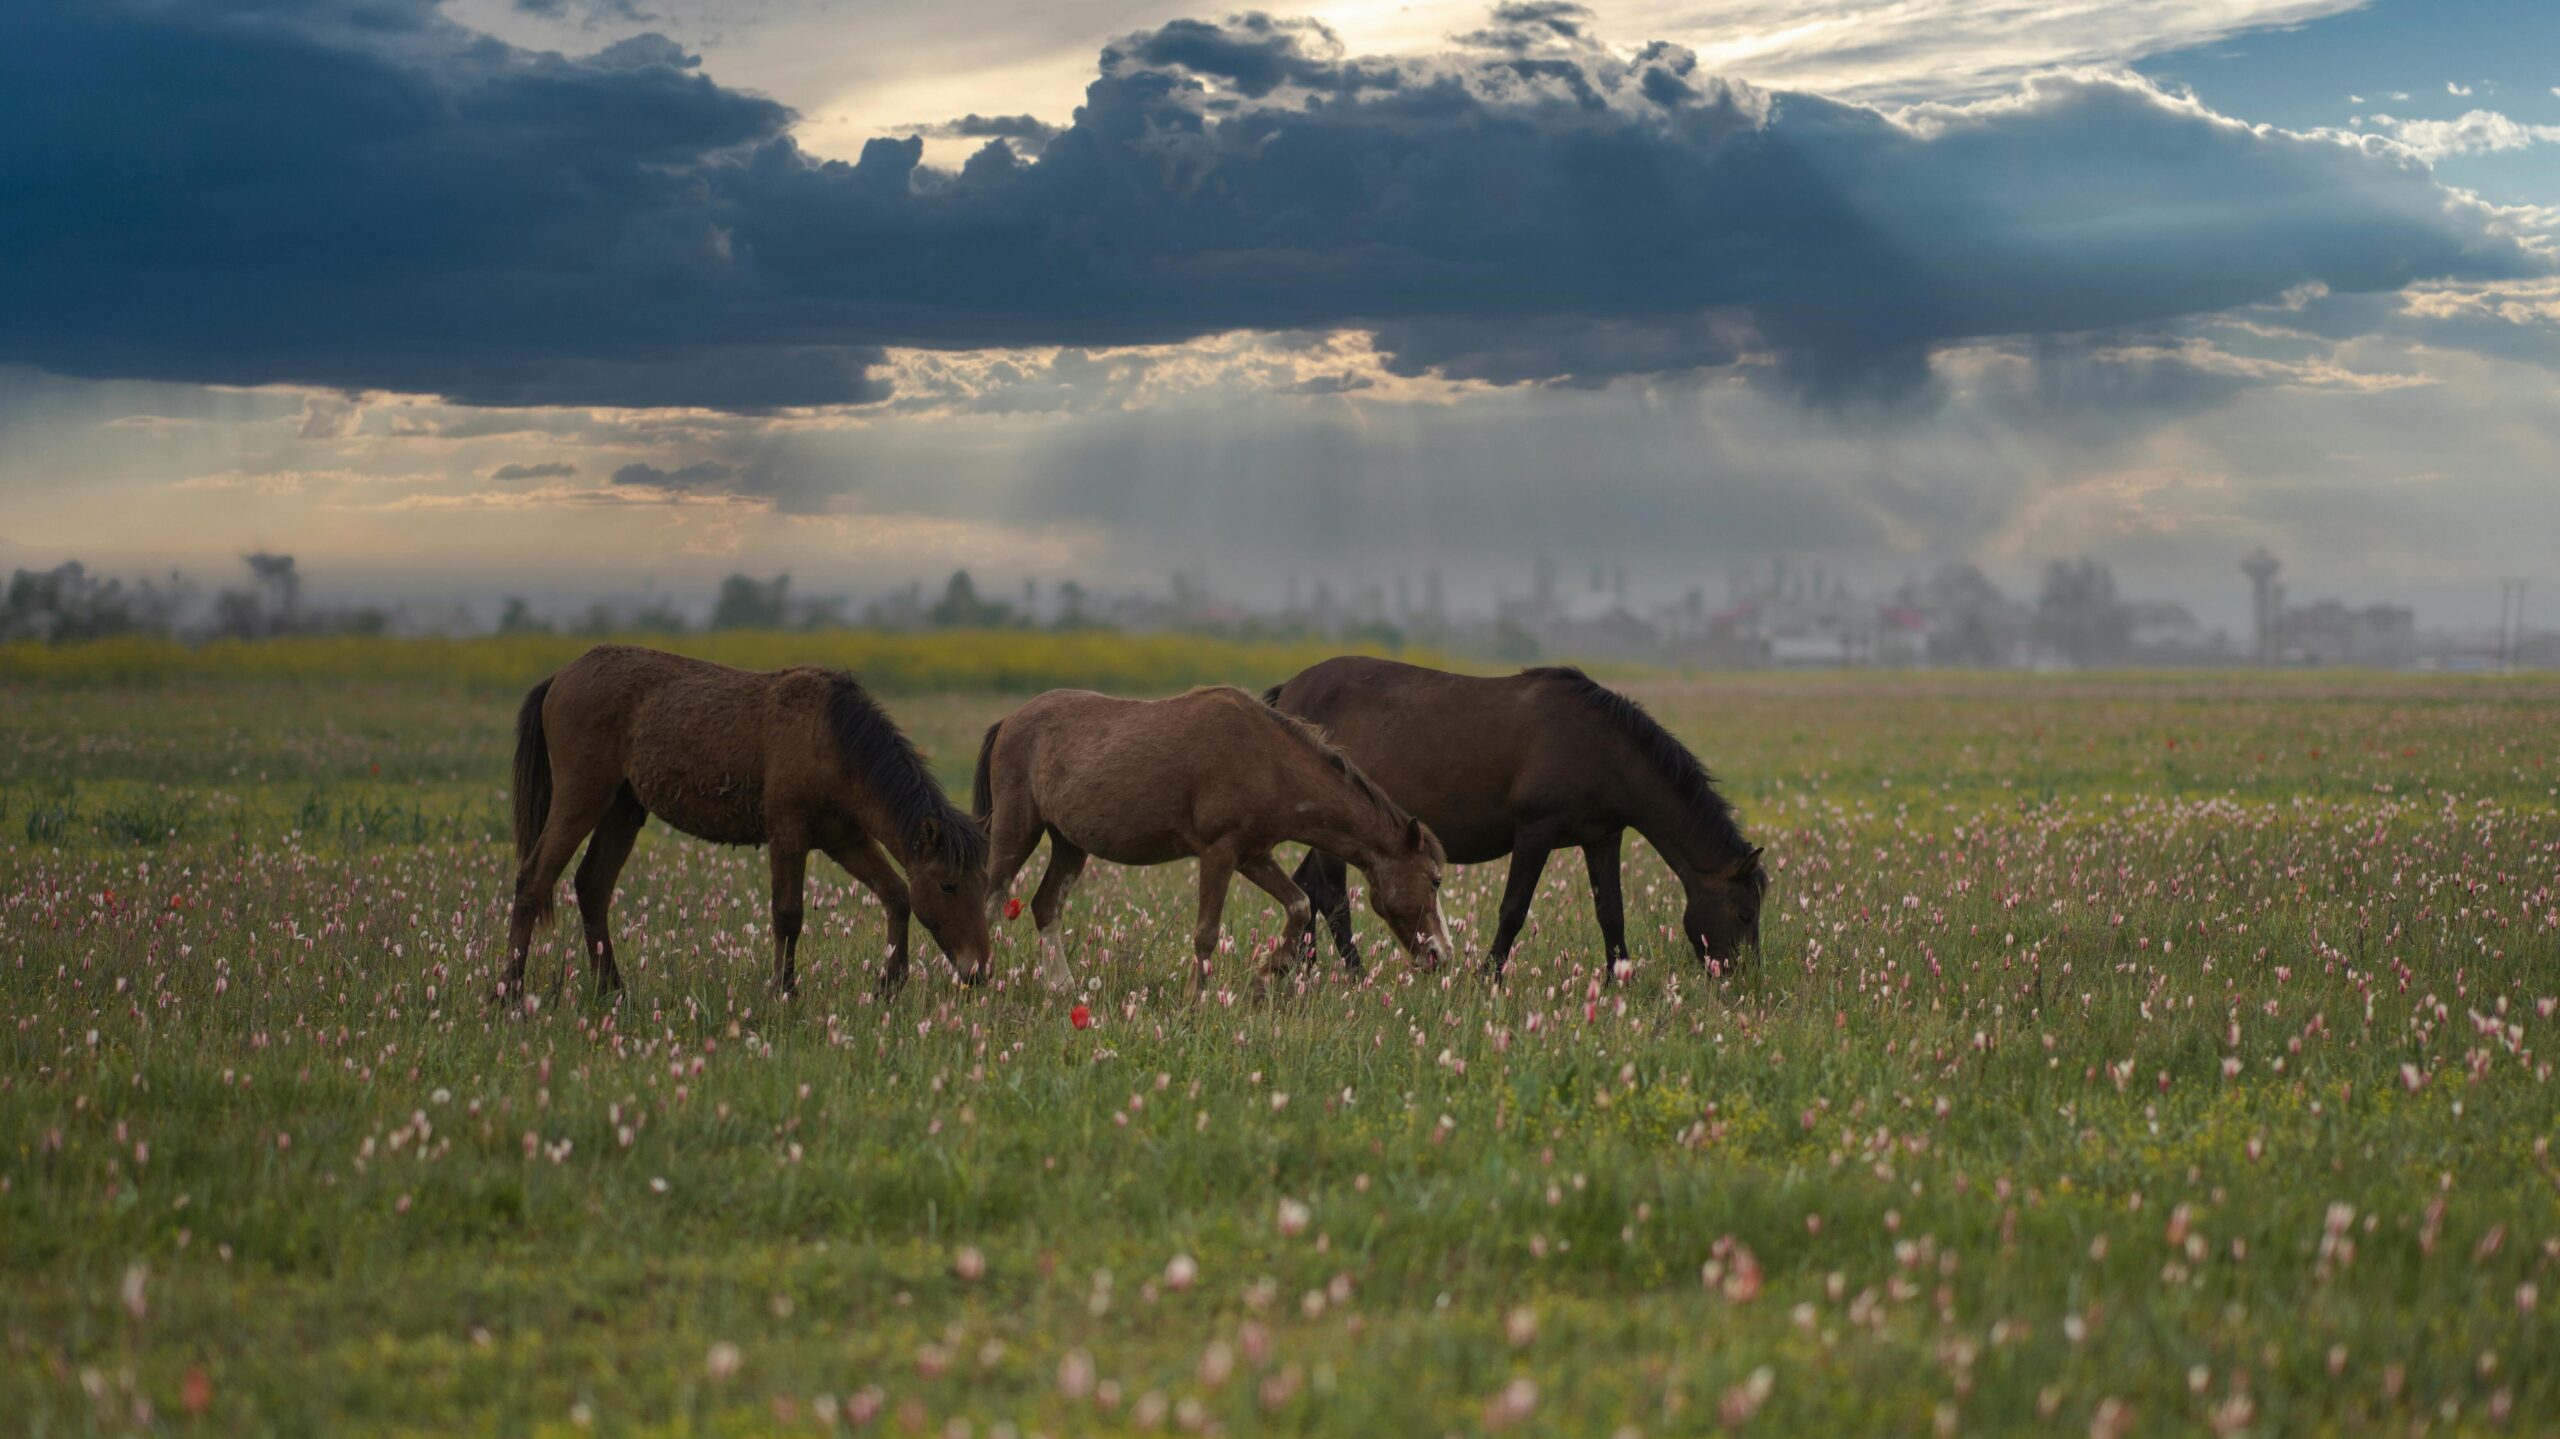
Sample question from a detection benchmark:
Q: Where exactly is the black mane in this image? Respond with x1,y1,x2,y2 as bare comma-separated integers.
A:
1525,666,1753,860
823,674,988,871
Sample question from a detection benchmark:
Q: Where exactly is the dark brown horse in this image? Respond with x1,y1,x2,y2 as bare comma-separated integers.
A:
1264,658,1764,978
503,644,993,1001
973,686,1452,993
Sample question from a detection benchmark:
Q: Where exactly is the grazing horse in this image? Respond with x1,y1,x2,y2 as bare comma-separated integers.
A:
503,644,993,1001
972,686,1453,993
1264,658,1765,978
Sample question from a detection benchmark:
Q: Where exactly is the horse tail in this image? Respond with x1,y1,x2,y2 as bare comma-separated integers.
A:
971,718,1003,822
511,677,554,872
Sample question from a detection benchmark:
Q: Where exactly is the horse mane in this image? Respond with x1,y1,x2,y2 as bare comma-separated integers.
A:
1231,687,1429,848
823,673,988,871
1524,666,1753,860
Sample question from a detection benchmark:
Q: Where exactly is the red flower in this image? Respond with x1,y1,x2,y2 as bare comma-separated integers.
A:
1070,1004,1092,1030
1005,898,1024,921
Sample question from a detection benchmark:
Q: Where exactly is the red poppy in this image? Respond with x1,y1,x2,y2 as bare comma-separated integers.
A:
1005,897,1023,921
1070,1004,1092,1030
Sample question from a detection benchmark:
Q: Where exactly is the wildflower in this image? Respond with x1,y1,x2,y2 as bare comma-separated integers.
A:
1070,1003,1092,1030
1486,1378,1539,1428
1718,1369,1774,1426
1164,1253,1199,1291
1057,1349,1096,1400
1005,898,1023,921
954,1246,986,1282
1276,1197,1312,1238
705,1342,743,1382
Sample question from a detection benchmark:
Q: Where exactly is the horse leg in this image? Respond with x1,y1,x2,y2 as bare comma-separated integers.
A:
768,842,808,998
503,770,621,1003
1484,835,1558,981
1291,847,1365,977
1028,837,1089,993
1190,844,1240,997
1584,831,1630,982
569,785,646,999
826,839,912,998
1237,850,1314,984
982,799,1045,930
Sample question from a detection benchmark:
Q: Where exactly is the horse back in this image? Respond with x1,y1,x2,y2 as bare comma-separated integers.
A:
1268,659,1550,863
544,646,819,846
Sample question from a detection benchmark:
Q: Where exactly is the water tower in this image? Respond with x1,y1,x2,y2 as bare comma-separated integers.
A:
2242,547,2281,665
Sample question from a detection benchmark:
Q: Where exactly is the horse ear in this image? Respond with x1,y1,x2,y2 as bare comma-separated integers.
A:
917,816,942,853
1406,816,1428,852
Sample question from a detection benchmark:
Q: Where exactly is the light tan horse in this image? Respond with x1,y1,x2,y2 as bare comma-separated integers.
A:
504,644,993,1002
972,686,1452,992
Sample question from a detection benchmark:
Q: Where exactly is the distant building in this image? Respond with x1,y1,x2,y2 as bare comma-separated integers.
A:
2281,599,2416,668
2242,547,2282,665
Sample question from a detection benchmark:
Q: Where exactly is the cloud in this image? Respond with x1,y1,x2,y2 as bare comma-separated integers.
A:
1454,2,1601,54
612,460,738,490
919,112,1065,147
2366,109,2560,160
296,393,363,439
377,483,756,511
513,0,655,24
489,461,578,481
0,2,2545,411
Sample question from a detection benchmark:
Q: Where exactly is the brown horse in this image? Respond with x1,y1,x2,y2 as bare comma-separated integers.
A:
503,644,993,1001
972,686,1452,993
1264,658,1765,979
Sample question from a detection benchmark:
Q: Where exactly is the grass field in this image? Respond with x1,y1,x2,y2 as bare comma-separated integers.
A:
4,650,2557,1436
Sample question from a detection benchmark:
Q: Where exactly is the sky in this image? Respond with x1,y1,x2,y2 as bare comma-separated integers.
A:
2,0,2555,627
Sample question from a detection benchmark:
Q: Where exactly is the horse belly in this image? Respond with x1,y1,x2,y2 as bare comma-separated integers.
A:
1430,820,1520,868
1030,740,1201,867
627,760,767,846
1047,803,1195,867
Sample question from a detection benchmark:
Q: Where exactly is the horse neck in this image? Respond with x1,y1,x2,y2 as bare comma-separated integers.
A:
834,771,916,862
1291,764,1401,868
1619,763,1744,880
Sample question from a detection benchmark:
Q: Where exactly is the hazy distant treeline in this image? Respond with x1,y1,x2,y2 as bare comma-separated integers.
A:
0,630,1444,695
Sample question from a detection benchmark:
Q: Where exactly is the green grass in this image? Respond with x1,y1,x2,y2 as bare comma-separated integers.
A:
2,666,2556,1436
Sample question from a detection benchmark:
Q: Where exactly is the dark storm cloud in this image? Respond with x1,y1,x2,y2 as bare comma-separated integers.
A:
612,460,736,489
924,113,1066,147
1455,2,1601,54
514,0,655,23
0,2,2544,411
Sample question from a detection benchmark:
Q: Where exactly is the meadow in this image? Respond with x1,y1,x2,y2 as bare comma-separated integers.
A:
2,642,2556,1436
